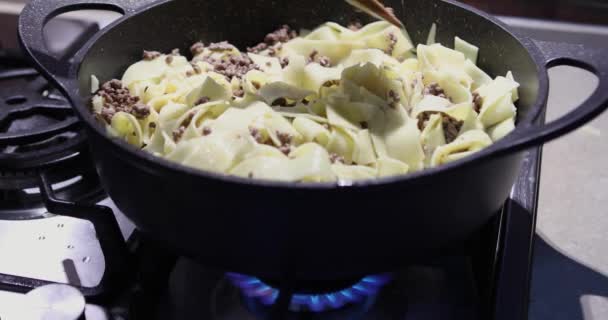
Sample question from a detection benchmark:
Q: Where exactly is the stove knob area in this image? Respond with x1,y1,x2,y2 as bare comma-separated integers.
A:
24,284,85,320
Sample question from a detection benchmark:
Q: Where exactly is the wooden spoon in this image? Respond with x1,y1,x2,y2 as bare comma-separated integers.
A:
345,0,405,29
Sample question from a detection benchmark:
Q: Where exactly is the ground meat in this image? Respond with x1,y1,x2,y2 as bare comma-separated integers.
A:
202,126,212,136
271,98,287,106
132,103,150,119
348,21,362,31
248,25,297,56
279,145,291,155
442,115,464,143
417,111,438,131
424,82,448,99
166,48,180,64
95,79,148,123
472,92,483,113
270,97,297,107
264,25,298,45
280,57,290,68
142,50,161,61
267,46,278,57
106,79,122,90
317,56,331,67
308,50,319,62
330,153,345,164
181,113,195,128
322,79,340,87
276,131,293,146
208,41,236,52
306,50,331,67
100,108,116,123
247,42,268,54
172,127,186,142
165,48,180,64
388,90,401,108
233,88,245,98
386,32,398,56
417,111,464,143
195,96,210,105
190,42,205,55
201,54,259,80
249,127,265,143
186,63,203,77
171,112,197,142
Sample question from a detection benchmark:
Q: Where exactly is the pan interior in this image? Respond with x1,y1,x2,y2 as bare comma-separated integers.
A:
77,0,541,142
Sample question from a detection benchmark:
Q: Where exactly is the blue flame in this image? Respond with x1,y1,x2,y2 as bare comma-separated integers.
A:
226,273,391,312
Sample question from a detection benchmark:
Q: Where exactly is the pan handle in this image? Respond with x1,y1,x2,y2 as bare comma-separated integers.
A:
18,0,163,88
494,40,608,155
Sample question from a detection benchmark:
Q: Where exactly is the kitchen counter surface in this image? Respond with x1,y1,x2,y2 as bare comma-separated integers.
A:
503,17,608,320
531,64,608,320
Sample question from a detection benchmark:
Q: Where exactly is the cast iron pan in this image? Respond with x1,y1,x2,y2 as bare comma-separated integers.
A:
18,0,608,280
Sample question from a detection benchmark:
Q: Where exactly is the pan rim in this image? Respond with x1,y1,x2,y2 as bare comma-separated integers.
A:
65,0,550,190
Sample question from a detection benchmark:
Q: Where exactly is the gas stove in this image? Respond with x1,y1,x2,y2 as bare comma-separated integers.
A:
0,10,541,320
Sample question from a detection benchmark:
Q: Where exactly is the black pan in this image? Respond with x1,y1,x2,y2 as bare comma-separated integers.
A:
19,0,608,281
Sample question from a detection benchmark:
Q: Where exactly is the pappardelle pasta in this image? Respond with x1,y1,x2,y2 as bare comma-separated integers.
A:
91,21,519,183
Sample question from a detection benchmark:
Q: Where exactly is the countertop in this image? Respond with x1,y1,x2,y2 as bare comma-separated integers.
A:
531,66,608,319
502,17,608,320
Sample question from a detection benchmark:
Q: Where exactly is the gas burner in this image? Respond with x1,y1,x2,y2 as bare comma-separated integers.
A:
0,51,104,216
226,273,392,312
0,59,84,172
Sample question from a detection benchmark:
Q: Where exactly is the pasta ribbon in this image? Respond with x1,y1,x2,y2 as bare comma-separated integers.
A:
93,21,520,182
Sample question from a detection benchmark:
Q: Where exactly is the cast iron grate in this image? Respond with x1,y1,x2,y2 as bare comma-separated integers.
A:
0,51,85,173
0,34,103,215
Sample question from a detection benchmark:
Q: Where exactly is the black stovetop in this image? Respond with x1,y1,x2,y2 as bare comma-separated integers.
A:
0,10,541,320
0,148,539,320
101,144,539,320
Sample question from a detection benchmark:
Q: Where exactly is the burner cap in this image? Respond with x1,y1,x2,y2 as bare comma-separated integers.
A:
24,284,85,320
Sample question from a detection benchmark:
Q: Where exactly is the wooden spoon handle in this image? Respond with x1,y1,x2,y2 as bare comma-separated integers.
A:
345,0,405,29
